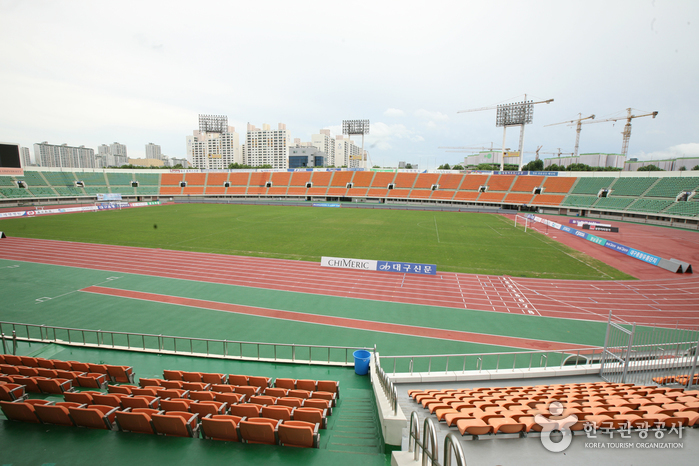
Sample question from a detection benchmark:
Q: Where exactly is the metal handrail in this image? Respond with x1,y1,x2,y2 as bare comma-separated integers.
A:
373,351,398,415
0,321,372,366
422,417,438,466
443,433,467,466
384,347,602,374
409,411,421,461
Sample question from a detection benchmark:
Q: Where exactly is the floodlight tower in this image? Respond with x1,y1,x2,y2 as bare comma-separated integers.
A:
342,119,370,168
197,114,228,170
458,95,553,171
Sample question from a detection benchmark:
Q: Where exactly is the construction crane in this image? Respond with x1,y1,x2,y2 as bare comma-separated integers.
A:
579,108,658,156
544,114,595,157
457,95,554,170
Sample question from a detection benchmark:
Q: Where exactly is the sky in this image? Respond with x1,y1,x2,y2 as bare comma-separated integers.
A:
1,0,698,169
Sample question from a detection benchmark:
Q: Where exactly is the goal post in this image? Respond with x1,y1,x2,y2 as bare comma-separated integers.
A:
514,214,531,233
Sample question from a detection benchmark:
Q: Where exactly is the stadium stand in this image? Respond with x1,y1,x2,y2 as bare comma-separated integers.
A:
570,177,614,195
531,194,565,206
133,173,160,186
77,172,108,186
414,173,439,189
352,171,374,187
627,198,674,213
607,177,656,196
459,174,488,191
561,195,598,208
393,172,417,189
371,172,396,187
478,192,505,203
107,172,135,186
484,175,515,192
541,176,576,193
0,188,33,198
43,172,77,187
20,172,49,186
436,174,464,190
504,193,534,204
0,176,15,186
26,187,57,197
510,176,544,192
593,197,636,211
665,200,699,217
645,177,699,198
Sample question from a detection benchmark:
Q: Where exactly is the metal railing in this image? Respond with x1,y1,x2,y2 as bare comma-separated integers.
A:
373,351,398,415
409,412,466,466
383,347,603,375
0,321,372,367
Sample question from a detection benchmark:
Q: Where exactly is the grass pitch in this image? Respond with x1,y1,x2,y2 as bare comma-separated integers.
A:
0,203,632,279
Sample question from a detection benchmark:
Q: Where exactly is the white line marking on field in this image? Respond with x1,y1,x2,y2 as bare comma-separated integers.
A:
434,216,440,243
35,276,122,304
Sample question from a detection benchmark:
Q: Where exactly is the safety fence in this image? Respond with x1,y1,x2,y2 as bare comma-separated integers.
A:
409,412,466,466
601,313,699,387
0,321,372,367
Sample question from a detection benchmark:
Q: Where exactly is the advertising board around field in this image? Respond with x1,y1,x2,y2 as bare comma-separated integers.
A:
321,256,437,275
313,203,341,208
582,224,619,233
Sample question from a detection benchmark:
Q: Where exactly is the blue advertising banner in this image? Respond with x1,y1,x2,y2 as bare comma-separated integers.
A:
377,261,437,275
627,248,661,266
313,203,341,208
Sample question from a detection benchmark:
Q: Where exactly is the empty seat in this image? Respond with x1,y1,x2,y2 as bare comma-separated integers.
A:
70,361,91,372
131,387,163,397
69,404,118,430
233,386,260,397
121,395,160,410
160,398,194,412
11,376,42,394
275,378,296,390
288,389,311,399
277,397,304,409
64,390,102,405
0,399,51,422
278,420,320,448
262,405,293,422
182,372,203,382
92,393,129,407
107,366,134,383
3,355,23,365
317,380,339,398
152,411,199,437
115,408,159,434
37,359,55,369
36,368,58,379
249,395,277,406
296,380,317,392
35,401,83,426
190,390,217,402
108,384,138,395
239,417,280,445
19,356,39,367
87,363,110,377
159,389,189,399
229,403,262,418
0,383,26,401
264,387,289,398
36,377,72,394
18,367,39,377
51,360,73,370
138,378,163,387
56,370,84,381
294,407,327,429
216,392,246,405
191,401,227,417
201,373,226,384
76,373,108,389
160,380,185,389
182,382,210,391
248,376,271,389
211,384,234,393
201,414,242,441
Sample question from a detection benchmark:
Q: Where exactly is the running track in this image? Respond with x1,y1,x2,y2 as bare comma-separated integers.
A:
1,237,697,329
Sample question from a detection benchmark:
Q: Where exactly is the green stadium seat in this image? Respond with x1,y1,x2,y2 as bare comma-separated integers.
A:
570,177,614,195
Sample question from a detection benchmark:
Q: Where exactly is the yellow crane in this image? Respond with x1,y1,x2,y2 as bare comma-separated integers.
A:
544,113,595,157
579,108,658,156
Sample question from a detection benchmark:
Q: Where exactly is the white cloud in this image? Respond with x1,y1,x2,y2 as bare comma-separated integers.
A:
383,108,405,117
414,109,449,121
635,143,699,161
367,122,424,150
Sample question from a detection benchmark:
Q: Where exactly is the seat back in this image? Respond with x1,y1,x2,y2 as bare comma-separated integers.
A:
159,389,189,399
289,389,311,399
201,373,225,384
69,405,116,429
211,384,234,393
277,397,304,408
138,378,162,387
12,376,42,393
64,391,100,405
239,418,279,444
121,396,159,410
163,370,183,381
160,398,192,412
77,373,106,389
108,384,137,394
71,361,91,372
37,359,55,369
36,368,58,378
261,405,292,422
296,379,317,392
294,407,327,428
160,380,185,389
228,374,249,386
264,388,289,398
52,360,73,370
18,367,39,377
92,393,126,407
0,383,25,401
152,411,197,437
248,376,271,388
216,393,245,404
182,382,209,391
0,400,48,423
191,401,225,417
233,386,259,397
182,372,203,382
201,414,242,441
36,378,72,394
4,355,22,365
107,365,134,383
316,381,339,395
35,402,80,426
87,363,109,375
250,395,277,405
274,378,295,390
229,403,262,418
19,356,39,367
190,390,216,402
278,421,318,448
132,387,161,396
116,409,158,434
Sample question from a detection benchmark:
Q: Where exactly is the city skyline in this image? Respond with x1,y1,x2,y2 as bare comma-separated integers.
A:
1,1,698,169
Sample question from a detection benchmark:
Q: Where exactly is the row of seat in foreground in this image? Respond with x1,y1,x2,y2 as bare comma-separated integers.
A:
0,399,320,447
409,382,699,438
63,387,331,427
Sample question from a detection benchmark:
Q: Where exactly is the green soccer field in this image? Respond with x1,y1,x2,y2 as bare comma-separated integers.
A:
0,203,632,279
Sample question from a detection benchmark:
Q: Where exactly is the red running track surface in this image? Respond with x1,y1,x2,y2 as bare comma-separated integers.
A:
0,237,697,328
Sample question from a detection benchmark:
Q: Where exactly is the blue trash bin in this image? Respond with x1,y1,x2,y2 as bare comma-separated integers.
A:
353,350,371,375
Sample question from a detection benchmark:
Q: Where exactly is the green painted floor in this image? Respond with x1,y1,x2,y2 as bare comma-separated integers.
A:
1,342,391,466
